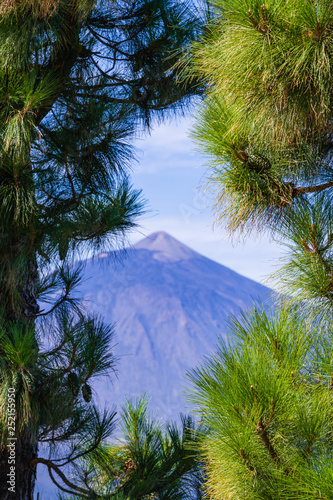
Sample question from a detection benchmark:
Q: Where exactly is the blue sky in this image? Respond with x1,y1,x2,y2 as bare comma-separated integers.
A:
129,113,285,286
37,113,285,498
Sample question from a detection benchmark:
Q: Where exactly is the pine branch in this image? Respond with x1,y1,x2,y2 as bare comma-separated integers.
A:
34,10,82,126
25,286,73,317
30,457,93,498
255,416,279,464
294,180,333,196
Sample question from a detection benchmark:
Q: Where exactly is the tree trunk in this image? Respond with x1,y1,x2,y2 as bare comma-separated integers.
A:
0,246,39,499
0,250,39,320
0,439,38,500
18,256,40,318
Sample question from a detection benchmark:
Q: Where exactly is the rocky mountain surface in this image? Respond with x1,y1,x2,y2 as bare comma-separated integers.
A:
36,231,274,497
79,231,273,418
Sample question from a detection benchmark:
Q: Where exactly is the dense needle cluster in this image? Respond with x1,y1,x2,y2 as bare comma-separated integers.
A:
0,1,201,498
69,398,204,499
183,0,333,311
181,1,333,499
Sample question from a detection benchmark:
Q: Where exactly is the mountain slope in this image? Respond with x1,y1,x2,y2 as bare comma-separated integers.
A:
79,231,274,418
36,232,275,497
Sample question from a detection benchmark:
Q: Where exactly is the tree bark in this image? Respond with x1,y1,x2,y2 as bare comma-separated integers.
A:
0,439,38,500
18,256,40,318
0,240,39,321
0,244,39,499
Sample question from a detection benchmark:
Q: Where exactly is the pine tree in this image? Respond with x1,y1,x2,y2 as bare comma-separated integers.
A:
182,1,333,302
189,305,333,500
0,1,201,498
180,1,333,498
64,398,205,499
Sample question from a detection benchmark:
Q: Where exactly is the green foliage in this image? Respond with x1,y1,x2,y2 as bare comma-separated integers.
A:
270,193,333,319
182,3,333,499
189,305,333,500
0,0,202,495
0,309,116,445
181,0,333,235
180,0,333,317
188,0,333,146
64,398,204,500
0,0,202,315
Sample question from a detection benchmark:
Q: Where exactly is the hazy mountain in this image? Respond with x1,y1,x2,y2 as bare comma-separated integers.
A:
78,231,273,418
36,231,274,497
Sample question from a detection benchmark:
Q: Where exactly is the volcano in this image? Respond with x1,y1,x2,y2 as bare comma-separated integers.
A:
36,231,274,497
78,231,273,418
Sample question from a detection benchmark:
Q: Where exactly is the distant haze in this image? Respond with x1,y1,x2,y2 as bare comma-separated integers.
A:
36,231,274,497
79,231,274,418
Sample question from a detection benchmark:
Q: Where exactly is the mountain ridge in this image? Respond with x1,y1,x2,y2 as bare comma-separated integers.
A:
36,231,274,496
78,231,273,417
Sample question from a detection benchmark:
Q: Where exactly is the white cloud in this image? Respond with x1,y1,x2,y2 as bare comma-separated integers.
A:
125,113,285,287
133,118,202,174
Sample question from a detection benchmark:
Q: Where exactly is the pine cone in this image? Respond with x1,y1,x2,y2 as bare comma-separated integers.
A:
67,372,80,398
82,383,92,403
124,459,136,473
247,151,271,173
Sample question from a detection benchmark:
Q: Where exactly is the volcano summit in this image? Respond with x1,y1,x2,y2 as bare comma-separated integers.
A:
78,231,273,417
